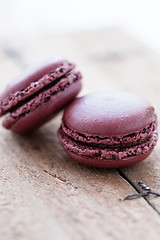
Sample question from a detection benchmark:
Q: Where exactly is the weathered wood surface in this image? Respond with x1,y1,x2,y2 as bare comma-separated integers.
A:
0,29,160,240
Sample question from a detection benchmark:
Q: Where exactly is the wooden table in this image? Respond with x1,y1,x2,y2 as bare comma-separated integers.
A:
0,28,160,240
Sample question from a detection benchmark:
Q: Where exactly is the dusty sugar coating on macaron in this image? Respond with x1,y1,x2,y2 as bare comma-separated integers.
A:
58,91,158,168
0,59,82,133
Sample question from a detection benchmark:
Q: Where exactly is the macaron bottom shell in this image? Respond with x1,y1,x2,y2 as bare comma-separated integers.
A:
63,148,155,168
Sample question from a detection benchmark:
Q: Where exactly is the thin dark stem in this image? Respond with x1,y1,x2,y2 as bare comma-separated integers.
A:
124,192,149,200
124,181,160,200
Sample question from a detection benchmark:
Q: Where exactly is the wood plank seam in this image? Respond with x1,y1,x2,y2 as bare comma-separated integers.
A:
118,169,160,216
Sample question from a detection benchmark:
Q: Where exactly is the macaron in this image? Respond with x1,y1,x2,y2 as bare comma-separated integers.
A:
58,91,158,168
0,59,82,133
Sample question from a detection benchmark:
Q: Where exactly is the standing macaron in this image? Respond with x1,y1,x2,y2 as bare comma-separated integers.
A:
58,91,158,168
0,59,82,133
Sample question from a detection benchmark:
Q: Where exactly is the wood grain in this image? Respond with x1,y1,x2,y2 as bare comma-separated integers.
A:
0,28,160,240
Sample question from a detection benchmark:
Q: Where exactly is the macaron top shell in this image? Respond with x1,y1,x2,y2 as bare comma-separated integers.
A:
63,91,155,136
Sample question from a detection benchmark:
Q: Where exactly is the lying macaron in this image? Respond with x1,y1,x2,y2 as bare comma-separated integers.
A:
58,91,158,168
0,58,82,133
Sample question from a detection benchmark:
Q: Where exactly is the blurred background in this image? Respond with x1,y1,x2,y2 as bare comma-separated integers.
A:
1,0,160,104
1,0,160,53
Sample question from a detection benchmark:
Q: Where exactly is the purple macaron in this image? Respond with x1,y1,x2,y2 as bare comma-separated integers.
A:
0,58,82,133
58,91,158,168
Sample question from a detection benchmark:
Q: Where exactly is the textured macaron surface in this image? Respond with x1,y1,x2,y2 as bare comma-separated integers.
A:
58,91,158,168
0,59,82,132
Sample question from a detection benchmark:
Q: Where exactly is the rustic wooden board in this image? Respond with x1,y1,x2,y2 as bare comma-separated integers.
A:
0,28,160,240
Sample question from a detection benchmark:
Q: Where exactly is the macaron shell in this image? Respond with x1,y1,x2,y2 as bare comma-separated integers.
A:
5,78,82,133
64,91,155,136
0,59,75,102
62,115,157,146
63,148,154,168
